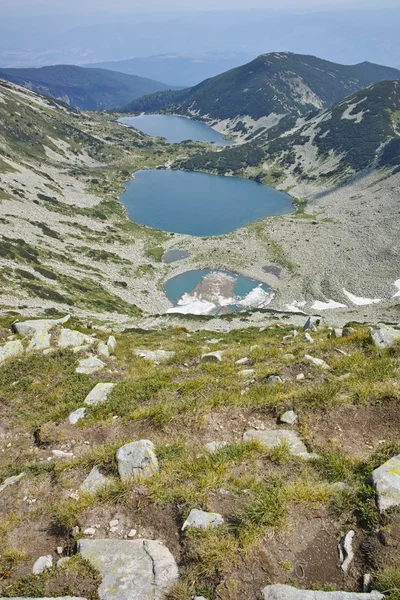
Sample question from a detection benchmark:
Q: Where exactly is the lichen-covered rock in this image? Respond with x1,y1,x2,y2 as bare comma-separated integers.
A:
13,315,70,337
107,336,117,354
58,328,94,349
279,410,297,425
78,538,178,600
76,356,105,375
262,585,383,600
84,383,114,406
32,555,52,574
97,342,110,359
370,327,400,348
243,429,315,459
182,509,224,531
68,407,86,425
116,440,158,481
27,331,51,352
368,455,400,512
0,340,24,363
135,349,175,363
0,472,25,493
80,467,110,495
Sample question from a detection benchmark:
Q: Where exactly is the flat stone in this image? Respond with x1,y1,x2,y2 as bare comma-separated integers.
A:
127,529,137,538
78,538,178,600
243,429,314,459
52,450,73,459
135,349,175,363
296,373,305,381
193,597,208,600
84,383,114,406
84,528,96,536
368,455,400,512
0,340,24,364
205,441,228,454
109,519,119,528
370,327,400,348
97,342,110,359
69,407,86,425
0,472,25,493
182,509,224,531
304,354,331,369
107,336,117,354
32,555,53,574
201,351,223,362
235,357,249,365
116,440,159,481
76,356,106,375
262,585,383,600
279,410,297,425
13,315,70,337
80,467,110,495
27,331,51,352
58,328,94,349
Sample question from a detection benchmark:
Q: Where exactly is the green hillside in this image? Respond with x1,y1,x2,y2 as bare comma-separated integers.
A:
0,65,176,110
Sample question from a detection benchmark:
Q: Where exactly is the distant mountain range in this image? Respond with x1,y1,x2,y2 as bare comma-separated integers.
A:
121,52,400,135
0,65,176,110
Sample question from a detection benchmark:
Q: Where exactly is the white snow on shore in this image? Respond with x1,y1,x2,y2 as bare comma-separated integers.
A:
167,293,216,315
237,285,275,309
167,284,274,315
343,289,381,306
392,280,400,298
311,299,347,310
285,300,307,313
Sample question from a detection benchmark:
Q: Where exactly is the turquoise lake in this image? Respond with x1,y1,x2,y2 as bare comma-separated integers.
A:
120,169,293,237
119,114,233,146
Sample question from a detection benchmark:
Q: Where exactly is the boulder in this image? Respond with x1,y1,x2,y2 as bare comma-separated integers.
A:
58,328,94,349
303,316,320,333
116,440,158,481
13,315,70,337
68,407,86,425
0,472,25,493
182,509,224,531
107,336,117,354
135,349,175,363
370,327,400,349
368,455,400,512
243,429,315,459
201,351,223,362
262,585,383,600
32,555,53,574
27,331,51,352
205,441,228,454
78,538,178,600
80,467,110,495
0,340,24,364
76,357,105,375
97,342,110,359
279,410,297,425
304,354,331,370
84,383,114,406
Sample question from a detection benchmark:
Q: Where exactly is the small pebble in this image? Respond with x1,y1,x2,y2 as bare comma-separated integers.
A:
127,529,137,538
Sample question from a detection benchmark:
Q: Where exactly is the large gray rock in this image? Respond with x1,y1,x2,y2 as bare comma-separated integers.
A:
84,383,114,406
262,585,383,600
243,429,315,459
68,407,86,425
303,316,320,332
182,509,224,531
0,472,25,493
370,327,400,348
279,410,297,425
58,328,94,349
201,351,223,362
135,349,175,363
76,356,105,375
13,315,70,337
80,467,110,495
97,342,110,359
368,455,400,512
27,331,51,352
116,440,158,481
0,340,24,364
32,555,52,574
78,538,178,600
107,336,117,354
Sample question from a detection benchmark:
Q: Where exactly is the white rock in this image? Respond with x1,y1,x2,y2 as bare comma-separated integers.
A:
107,336,117,353
116,440,159,481
109,519,119,528
80,467,110,495
235,357,249,365
13,315,70,337
84,527,96,536
304,354,331,369
27,331,51,352
52,450,73,459
0,472,25,493
32,555,53,574
370,327,400,348
84,383,114,406
76,356,106,375
205,441,228,454
368,455,400,512
304,332,314,343
296,373,305,381
135,349,175,363
58,328,94,349
182,509,224,531
279,410,297,425
239,369,255,378
0,340,24,364
127,529,137,538
262,584,383,600
201,351,223,362
97,341,110,359
243,429,315,459
338,530,355,573
68,407,86,425
303,316,320,332
56,546,63,555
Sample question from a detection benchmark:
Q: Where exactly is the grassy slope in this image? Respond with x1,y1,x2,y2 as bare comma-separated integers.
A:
0,314,399,598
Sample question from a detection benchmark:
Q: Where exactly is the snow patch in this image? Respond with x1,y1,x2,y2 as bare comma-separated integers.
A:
311,300,347,310
343,289,381,306
237,285,274,309
392,280,400,298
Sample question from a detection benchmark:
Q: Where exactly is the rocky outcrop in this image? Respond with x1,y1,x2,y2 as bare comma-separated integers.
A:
76,357,106,375
182,509,224,530
370,326,400,348
58,328,94,349
135,349,175,363
262,585,383,600
116,440,159,481
368,455,400,512
84,383,114,406
13,315,70,337
0,340,24,363
80,467,110,495
243,429,315,459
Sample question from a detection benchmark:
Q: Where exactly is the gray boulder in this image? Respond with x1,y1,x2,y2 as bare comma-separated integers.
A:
279,410,297,425
107,336,117,354
116,440,158,481
0,340,24,364
76,356,106,375
80,467,110,495
84,383,114,406
0,472,25,493
27,331,51,352
243,429,315,459
201,351,223,362
370,327,400,349
97,342,110,359
368,455,400,512
135,349,175,363
78,538,178,600
68,407,86,425
32,555,53,574
262,585,383,600
303,316,320,332
182,509,224,531
304,354,331,370
58,328,94,349
13,315,70,337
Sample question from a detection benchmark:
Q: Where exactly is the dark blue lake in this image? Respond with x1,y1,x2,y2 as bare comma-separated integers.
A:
119,114,233,146
120,169,293,237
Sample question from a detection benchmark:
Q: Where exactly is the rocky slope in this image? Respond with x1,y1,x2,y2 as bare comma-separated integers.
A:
0,313,400,600
0,65,176,110
121,52,400,137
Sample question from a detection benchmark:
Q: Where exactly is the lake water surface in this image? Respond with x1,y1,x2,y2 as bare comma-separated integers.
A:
119,114,233,146
120,169,293,237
